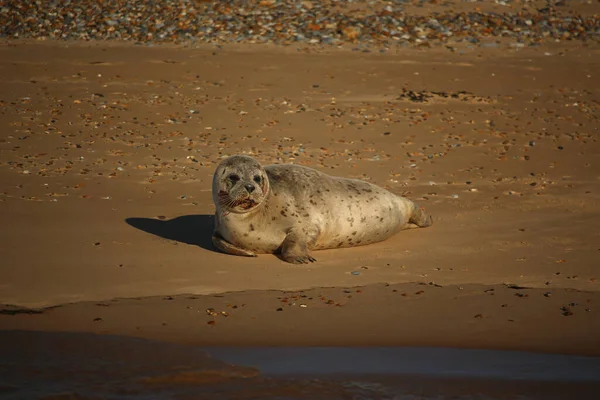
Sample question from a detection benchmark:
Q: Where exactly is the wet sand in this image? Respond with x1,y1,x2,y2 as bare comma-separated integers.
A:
2,282,600,355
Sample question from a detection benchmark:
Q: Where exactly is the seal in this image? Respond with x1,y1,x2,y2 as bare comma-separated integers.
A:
212,155,433,264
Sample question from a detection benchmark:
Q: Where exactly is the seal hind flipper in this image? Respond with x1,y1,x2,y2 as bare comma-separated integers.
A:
212,233,257,257
409,203,433,228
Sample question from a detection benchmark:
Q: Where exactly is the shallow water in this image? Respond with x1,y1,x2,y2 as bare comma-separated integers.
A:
205,346,600,381
1,330,599,400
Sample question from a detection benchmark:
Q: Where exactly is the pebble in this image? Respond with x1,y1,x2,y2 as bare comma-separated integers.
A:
0,1,597,47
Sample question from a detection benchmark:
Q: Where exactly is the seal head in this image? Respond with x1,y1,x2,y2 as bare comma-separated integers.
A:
212,155,269,214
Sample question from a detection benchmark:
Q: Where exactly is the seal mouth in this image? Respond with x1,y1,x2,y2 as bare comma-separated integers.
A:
218,190,259,212
238,198,257,210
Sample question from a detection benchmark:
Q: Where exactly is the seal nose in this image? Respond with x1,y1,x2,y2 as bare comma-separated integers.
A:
244,183,255,193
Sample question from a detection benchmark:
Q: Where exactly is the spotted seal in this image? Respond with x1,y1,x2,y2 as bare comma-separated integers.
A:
212,155,432,264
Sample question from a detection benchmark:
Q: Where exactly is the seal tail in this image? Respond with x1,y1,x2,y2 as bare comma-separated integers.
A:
409,203,433,228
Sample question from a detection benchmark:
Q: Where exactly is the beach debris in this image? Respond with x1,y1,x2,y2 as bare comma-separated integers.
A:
505,284,528,290
205,308,218,316
560,306,573,317
397,89,492,104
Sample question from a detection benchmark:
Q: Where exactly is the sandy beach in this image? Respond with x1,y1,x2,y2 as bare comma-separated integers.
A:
1,0,599,398
2,38,599,348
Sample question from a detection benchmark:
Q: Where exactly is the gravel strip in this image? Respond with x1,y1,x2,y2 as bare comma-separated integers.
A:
1,0,598,47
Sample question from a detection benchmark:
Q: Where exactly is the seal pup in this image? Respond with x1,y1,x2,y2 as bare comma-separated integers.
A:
212,155,432,264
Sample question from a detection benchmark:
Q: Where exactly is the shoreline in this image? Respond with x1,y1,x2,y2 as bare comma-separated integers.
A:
2,282,599,357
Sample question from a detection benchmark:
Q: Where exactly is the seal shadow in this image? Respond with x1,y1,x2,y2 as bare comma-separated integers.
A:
125,214,216,252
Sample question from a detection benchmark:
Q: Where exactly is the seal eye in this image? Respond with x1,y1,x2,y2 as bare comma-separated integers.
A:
253,175,262,184
228,174,240,183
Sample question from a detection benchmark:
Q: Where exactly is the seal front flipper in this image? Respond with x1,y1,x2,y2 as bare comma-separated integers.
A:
212,233,257,257
279,226,319,264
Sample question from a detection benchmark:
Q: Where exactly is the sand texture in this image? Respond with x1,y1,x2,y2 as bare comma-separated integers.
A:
2,38,598,356
1,1,600,387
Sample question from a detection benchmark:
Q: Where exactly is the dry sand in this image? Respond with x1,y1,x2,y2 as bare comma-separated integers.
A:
0,8,600,396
